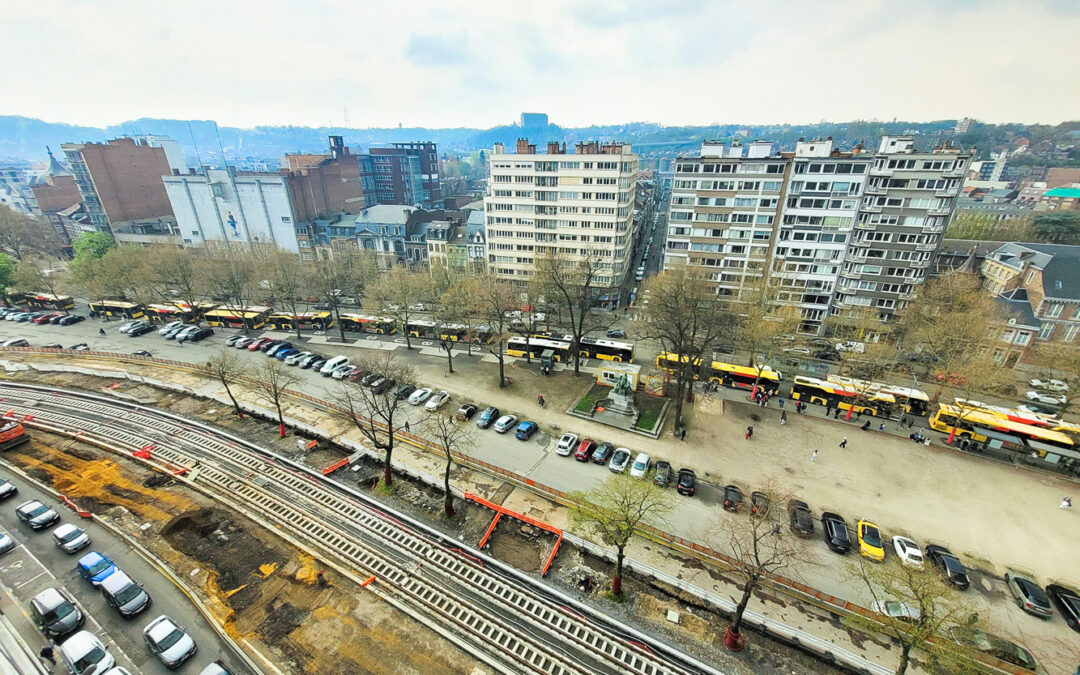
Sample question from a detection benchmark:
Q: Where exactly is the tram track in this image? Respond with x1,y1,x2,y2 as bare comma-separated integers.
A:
0,382,720,675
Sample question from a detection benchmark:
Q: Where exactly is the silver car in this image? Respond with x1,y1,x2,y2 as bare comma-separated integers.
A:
52,523,91,553
101,570,151,618
143,614,197,669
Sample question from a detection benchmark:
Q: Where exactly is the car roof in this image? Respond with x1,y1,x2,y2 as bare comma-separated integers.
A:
146,615,179,639
53,523,79,535
32,587,67,606
78,551,107,565
100,570,134,591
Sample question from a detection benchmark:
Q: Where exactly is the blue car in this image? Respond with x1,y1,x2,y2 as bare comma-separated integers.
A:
275,348,299,361
266,342,294,357
515,421,538,440
76,551,116,586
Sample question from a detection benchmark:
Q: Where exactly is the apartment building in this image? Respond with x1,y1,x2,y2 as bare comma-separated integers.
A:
837,136,970,321
484,139,638,308
366,142,442,209
983,242,1080,343
29,148,82,250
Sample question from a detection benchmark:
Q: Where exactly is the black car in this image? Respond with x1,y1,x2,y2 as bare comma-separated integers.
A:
813,349,840,361
395,383,417,400
308,357,327,371
750,491,770,517
653,461,672,488
180,327,214,343
476,406,499,429
58,315,85,326
676,468,695,496
606,329,626,339
1004,572,1053,618
821,512,850,554
455,404,478,421
127,324,155,337
788,500,814,538
1047,584,1080,632
48,314,66,324
590,442,615,465
360,372,381,387
42,343,63,349
371,377,395,394
722,485,743,512
924,545,970,590
259,339,284,353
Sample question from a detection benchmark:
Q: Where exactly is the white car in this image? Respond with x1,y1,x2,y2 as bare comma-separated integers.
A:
0,530,15,555
60,631,116,675
835,340,865,353
157,320,183,335
142,614,197,669
555,433,578,456
1029,378,1068,392
871,599,921,622
408,303,427,311
1026,390,1066,405
493,415,518,433
330,364,356,380
408,388,433,405
782,346,811,355
891,535,924,568
52,523,91,554
629,452,651,478
284,351,312,366
425,390,450,411
1016,403,1060,418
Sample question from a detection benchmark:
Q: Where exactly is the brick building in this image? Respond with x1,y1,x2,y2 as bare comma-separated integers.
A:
29,148,82,251
982,242,1080,344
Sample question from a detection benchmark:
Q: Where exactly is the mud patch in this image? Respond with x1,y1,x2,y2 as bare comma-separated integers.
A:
485,527,550,573
161,508,276,594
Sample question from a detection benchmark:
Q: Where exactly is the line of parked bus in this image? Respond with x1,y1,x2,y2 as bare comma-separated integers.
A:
654,352,783,394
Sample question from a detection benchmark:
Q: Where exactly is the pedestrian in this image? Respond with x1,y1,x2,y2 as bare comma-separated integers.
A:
404,421,410,433
98,328,105,336
899,414,908,429
746,425,753,440
779,397,785,409
780,411,787,426
1061,497,1073,509
178,338,183,348
839,437,848,449
810,449,818,462
39,642,55,666
824,403,831,417
878,421,885,431
907,419,914,429
680,428,686,441
833,408,840,419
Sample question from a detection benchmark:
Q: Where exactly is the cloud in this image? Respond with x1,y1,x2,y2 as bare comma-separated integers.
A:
406,32,470,67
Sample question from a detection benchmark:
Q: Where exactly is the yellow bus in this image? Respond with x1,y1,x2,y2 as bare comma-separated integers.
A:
89,300,144,319
405,319,438,338
792,375,895,417
827,375,930,416
203,305,271,330
708,361,782,394
929,404,1075,450
267,311,333,331
578,337,634,363
952,398,1080,438
143,302,218,324
507,337,572,362
655,352,703,379
13,292,76,311
339,313,396,334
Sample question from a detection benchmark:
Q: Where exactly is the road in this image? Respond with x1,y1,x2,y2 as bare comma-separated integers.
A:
0,468,250,674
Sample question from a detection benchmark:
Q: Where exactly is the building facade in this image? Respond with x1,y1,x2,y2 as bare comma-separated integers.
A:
354,204,418,260
484,139,639,307
29,148,82,251
982,242,1080,344
365,142,442,209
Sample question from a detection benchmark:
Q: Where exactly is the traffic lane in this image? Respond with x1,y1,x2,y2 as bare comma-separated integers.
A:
0,469,249,674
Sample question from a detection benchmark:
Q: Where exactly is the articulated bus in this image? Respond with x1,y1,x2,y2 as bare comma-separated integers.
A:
267,312,333,331
339,313,396,334
708,361,782,394
507,337,573,363
89,300,144,319
578,337,634,363
655,352,703,378
202,305,271,330
930,403,1075,451
10,292,76,311
791,375,896,417
143,302,217,324
953,398,1080,437
405,320,438,339
827,375,931,416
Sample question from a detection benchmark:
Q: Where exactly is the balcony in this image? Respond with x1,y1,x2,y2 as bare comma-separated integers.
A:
927,207,950,217
910,259,930,269
840,269,861,280
861,204,882,214
854,221,875,230
869,166,893,177
864,185,887,196
922,224,944,234
915,242,937,252
848,239,871,248
935,188,958,198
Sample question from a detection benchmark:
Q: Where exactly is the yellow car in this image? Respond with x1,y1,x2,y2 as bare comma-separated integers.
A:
857,520,885,562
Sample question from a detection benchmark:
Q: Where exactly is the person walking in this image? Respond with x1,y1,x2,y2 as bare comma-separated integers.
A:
98,328,106,336
404,421,410,433
839,437,848,449
1061,497,1073,509
745,425,753,440
833,408,840,419
907,419,914,429
680,428,687,441
39,641,55,666
878,421,885,431
898,414,908,430
824,403,831,417
779,397,785,409
810,449,818,462
780,410,787,426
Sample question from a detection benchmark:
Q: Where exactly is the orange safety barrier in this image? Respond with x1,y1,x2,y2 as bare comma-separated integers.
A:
321,458,350,475
59,495,92,519
465,492,563,577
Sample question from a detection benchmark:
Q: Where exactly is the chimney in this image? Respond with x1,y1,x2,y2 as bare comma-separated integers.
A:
516,138,531,154
547,141,560,154
493,142,505,155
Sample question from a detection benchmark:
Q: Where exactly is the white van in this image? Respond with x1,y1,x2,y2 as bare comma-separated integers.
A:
60,631,115,675
320,355,349,376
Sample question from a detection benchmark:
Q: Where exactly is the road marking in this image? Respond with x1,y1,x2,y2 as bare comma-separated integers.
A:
14,571,47,589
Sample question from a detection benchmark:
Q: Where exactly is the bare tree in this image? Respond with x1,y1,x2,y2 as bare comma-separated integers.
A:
509,278,547,363
260,248,307,340
470,274,519,388
14,256,68,313
823,306,902,419
536,251,616,376
369,266,430,350
420,408,476,517
307,249,383,342
0,205,58,260
432,279,476,374
141,247,211,324
204,348,246,417
203,248,259,333
1026,341,1080,417
638,266,731,433
251,359,300,437
331,351,415,488
569,473,675,597
706,478,810,650
728,276,801,394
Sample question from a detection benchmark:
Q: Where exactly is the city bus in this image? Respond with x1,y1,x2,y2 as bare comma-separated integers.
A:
791,375,896,417
88,300,144,319
142,302,216,324
708,361,782,394
267,311,333,331
507,337,573,363
827,375,931,416
439,323,473,343
930,403,1075,451
404,319,438,339
578,337,635,363
11,292,76,311
202,305,271,330
339,313,396,334
655,352,703,379
953,398,1080,437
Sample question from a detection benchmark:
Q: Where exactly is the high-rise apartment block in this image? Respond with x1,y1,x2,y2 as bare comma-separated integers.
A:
367,142,442,209
484,139,638,307
664,135,970,332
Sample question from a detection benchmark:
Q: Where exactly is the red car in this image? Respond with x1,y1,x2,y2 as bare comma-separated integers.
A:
32,313,61,324
247,337,273,351
934,371,967,386
574,438,596,462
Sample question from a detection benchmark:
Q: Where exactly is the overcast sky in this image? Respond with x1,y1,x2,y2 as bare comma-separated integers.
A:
4,0,1078,129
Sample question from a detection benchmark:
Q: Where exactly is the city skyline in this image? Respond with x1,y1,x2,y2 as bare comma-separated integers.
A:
3,0,1080,130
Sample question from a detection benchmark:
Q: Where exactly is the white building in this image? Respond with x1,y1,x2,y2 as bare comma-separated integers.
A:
163,168,300,252
484,139,638,307
132,135,187,174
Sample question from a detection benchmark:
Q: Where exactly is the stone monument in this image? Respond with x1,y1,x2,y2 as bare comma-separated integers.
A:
595,373,639,420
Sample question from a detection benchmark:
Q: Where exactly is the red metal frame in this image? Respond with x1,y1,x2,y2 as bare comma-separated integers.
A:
465,492,563,576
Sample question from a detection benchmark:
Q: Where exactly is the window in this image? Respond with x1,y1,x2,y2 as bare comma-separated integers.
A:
1065,325,1080,343
1046,303,1064,318
1015,331,1031,346
1040,324,1054,340
1026,270,1036,285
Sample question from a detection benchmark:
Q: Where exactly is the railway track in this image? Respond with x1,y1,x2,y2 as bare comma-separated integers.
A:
0,382,720,675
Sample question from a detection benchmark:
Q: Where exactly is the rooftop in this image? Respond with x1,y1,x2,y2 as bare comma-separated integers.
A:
1044,187,1080,199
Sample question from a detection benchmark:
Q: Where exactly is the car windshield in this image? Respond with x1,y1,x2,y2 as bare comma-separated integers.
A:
114,583,143,604
862,526,881,547
27,504,48,518
156,627,185,650
57,529,81,543
942,555,964,573
632,460,646,470
74,646,106,670
907,552,923,562
42,601,74,623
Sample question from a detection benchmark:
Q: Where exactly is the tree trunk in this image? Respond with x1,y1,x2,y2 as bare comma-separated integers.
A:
730,578,756,635
443,456,455,517
443,342,455,373
896,642,912,675
404,325,412,350
335,302,346,342
223,383,243,417
275,401,286,437
383,446,394,486
295,317,302,341
497,350,506,388
612,548,625,595
672,374,686,432
524,334,531,362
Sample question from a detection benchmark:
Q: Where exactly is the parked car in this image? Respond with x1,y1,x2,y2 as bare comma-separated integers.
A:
782,346,811,355
0,529,13,555
371,377,395,394
749,490,770,517
117,320,146,334
76,551,117,586
160,321,185,336
131,350,152,357
58,315,85,326
554,433,578,456
127,323,155,337
574,438,596,461
947,626,1040,672
33,313,62,324
274,347,299,361
408,387,433,405
629,452,650,478
1029,378,1068,392
52,523,91,553
857,520,885,562
1026,390,1066,406
425,391,450,411
100,570,152,618
1004,572,1053,618
1,338,29,347
284,351,312,366
330,365,357,380
1046,584,1080,632
30,587,85,638
871,599,921,623
676,468,696,496
590,441,615,464
68,343,88,350
232,337,255,349
179,327,213,342
608,447,631,473
224,333,245,346
16,499,59,530
892,536,924,568
320,355,349,376
493,415,518,433
515,421,539,440
394,383,417,400
835,340,865,353
722,484,743,512
653,460,672,487
924,545,970,590
162,323,192,340
606,329,626,339
298,353,324,369
476,406,499,428
821,512,850,554
143,614,198,669
0,478,17,500
787,500,814,538
360,372,381,387
247,337,273,351
1016,403,1059,416
258,339,285,353
60,630,116,675
42,343,63,349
